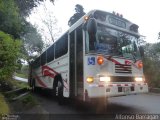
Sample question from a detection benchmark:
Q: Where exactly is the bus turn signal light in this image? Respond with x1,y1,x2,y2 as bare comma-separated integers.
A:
138,62,143,69
86,77,94,83
97,56,104,65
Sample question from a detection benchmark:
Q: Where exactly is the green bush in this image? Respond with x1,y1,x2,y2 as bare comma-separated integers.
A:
0,31,21,81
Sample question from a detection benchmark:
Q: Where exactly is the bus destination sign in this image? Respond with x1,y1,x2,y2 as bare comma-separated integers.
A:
108,17,126,29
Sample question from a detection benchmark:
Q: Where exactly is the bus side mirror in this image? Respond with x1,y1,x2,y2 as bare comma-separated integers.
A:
87,18,97,34
139,46,144,57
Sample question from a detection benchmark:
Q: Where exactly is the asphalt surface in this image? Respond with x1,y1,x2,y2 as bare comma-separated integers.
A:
13,76,28,82
23,91,160,120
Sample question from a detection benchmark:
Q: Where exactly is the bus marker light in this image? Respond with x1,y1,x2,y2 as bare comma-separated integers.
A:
97,56,104,65
84,16,89,21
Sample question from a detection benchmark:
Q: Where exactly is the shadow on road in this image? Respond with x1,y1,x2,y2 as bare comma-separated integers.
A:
32,88,140,115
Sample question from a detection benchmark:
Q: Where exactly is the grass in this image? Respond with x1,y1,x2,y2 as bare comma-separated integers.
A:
0,93,10,114
9,79,29,89
20,94,38,108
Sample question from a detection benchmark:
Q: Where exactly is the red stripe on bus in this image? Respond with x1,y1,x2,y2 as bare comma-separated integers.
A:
42,66,58,74
35,76,47,88
109,58,121,64
42,65,69,90
108,84,113,87
43,70,55,78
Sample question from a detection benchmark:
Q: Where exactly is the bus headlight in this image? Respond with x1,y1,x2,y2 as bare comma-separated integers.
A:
135,77,143,82
100,77,111,82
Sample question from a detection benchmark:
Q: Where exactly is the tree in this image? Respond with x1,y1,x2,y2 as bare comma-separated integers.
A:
21,22,44,59
143,41,160,88
15,0,55,17
29,1,62,48
39,2,62,43
0,0,22,38
0,31,21,81
68,4,86,27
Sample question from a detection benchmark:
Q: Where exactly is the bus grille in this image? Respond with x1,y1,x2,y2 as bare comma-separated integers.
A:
115,64,132,74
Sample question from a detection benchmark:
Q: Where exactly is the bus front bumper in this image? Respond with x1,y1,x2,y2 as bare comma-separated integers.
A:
87,83,148,98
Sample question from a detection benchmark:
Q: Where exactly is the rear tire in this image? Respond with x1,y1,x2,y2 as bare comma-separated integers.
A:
57,80,64,105
32,79,35,92
32,79,38,92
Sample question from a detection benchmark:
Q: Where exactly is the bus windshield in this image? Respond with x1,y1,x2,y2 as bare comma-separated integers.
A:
85,24,141,60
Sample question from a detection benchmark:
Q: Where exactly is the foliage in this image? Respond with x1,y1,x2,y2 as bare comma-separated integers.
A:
0,0,22,38
143,42,160,88
15,0,55,17
68,4,86,27
0,31,21,81
21,21,44,58
0,0,43,57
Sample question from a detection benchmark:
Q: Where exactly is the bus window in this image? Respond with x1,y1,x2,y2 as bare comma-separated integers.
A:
41,51,46,66
33,57,40,68
55,33,68,59
47,44,54,63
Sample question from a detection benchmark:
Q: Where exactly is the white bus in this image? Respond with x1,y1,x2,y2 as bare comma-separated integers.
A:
28,10,148,105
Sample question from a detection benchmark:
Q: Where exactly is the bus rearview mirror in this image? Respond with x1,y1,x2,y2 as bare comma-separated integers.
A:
87,18,97,34
139,46,144,57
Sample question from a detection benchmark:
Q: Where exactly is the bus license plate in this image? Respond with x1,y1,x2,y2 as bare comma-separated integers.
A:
123,87,130,93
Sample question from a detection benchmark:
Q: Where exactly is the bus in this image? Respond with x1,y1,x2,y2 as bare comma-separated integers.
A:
28,10,148,105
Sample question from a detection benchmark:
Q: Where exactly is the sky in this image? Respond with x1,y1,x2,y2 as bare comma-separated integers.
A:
29,0,160,43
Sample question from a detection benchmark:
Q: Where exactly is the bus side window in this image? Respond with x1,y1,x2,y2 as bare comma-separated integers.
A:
41,51,46,66
47,44,54,63
55,33,68,59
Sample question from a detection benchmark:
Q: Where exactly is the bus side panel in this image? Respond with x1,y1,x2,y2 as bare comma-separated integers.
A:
47,55,69,97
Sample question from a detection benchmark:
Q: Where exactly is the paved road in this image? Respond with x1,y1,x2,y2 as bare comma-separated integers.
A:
28,92,160,120
13,76,27,82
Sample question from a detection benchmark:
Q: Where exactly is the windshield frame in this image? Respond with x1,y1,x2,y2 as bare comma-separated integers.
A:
85,24,141,60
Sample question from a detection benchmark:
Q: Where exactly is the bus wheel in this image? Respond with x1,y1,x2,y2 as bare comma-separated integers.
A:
32,79,35,92
57,80,64,105
32,79,38,92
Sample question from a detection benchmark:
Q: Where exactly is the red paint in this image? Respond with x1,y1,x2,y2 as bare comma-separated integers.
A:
125,60,132,65
41,65,69,90
108,84,113,87
35,76,47,88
